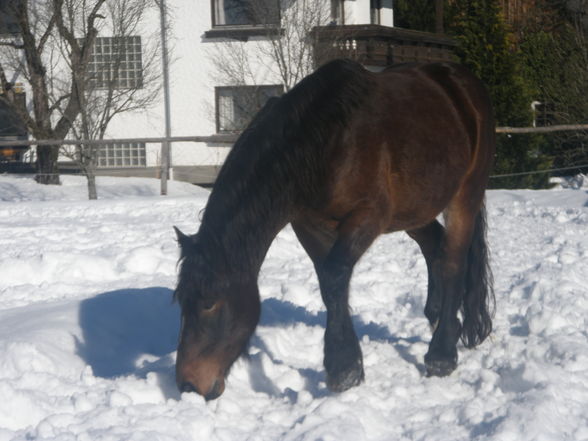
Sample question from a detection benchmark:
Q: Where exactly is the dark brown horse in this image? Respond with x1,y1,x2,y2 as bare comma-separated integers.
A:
174,59,495,400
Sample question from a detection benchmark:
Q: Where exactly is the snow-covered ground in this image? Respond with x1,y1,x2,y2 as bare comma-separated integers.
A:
0,173,587,441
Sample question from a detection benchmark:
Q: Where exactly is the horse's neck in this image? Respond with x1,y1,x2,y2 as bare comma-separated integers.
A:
196,98,322,278
198,181,293,279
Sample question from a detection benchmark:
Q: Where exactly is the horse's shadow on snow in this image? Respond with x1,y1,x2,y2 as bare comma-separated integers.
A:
254,298,425,399
76,287,182,399
76,288,423,401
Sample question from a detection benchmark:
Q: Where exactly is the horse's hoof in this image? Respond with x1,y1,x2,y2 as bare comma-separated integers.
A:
326,359,364,392
424,357,457,377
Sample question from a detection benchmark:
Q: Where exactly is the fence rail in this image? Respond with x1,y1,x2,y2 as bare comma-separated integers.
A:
496,124,588,134
0,135,238,194
0,134,238,147
2,127,587,185
2,124,587,148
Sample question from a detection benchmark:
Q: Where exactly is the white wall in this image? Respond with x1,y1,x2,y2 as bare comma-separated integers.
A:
6,0,397,170
343,0,393,26
345,0,371,24
380,0,394,26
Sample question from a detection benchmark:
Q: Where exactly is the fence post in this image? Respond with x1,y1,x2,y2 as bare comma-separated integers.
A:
158,0,172,196
160,141,169,195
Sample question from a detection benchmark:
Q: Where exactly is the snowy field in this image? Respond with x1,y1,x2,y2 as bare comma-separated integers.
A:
0,173,587,441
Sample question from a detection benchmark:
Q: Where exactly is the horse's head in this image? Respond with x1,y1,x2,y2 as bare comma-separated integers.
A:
173,227,260,400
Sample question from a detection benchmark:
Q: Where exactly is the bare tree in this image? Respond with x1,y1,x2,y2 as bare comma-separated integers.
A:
0,0,159,190
61,0,161,199
0,0,107,184
260,0,333,91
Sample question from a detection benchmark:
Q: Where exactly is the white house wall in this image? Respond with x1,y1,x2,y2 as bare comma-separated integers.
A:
342,0,393,26
164,0,225,167
6,0,396,171
52,0,288,169
344,0,370,24
380,0,394,26
145,0,289,168
165,0,332,168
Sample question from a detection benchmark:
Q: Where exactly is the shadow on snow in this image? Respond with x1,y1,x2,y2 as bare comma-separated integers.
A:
76,287,181,398
76,287,424,400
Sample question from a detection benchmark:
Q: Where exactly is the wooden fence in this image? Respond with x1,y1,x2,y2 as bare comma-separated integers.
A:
1,125,587,190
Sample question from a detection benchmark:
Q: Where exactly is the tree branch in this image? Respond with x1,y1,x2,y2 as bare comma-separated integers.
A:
37,12,57,53
52,0,107,139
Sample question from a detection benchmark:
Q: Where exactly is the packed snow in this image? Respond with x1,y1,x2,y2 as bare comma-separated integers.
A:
0,173,587,441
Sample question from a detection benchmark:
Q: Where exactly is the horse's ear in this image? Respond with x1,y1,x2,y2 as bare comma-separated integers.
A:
173,226,195,253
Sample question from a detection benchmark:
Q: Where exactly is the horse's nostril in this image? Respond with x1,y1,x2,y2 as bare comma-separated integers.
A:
204,379,223,401
180,381,198,394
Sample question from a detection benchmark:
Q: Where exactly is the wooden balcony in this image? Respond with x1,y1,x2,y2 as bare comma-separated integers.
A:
312,25,457,68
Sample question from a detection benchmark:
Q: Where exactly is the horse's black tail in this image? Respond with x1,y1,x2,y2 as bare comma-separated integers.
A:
461,202,495,348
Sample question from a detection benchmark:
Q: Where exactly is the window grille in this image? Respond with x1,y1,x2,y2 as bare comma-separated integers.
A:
87,36,143,89
97,142,146,168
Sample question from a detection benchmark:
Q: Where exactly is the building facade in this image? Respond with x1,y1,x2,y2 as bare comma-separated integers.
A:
1,0,454,183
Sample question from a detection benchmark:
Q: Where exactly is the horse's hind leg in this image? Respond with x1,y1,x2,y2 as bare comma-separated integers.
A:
293,212,380,392
424,193,483,377
407,220,445,329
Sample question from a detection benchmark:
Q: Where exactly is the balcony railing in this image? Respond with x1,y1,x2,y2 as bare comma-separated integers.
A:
312,25,457,68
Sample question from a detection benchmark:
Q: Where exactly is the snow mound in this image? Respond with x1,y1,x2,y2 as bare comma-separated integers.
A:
0,174,209,202
0,174,587,440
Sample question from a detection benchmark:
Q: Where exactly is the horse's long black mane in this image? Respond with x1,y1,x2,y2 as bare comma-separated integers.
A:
184,60,371,280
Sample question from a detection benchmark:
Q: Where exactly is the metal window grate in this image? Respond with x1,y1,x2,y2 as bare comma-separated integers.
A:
97,142,146,168
88,36,143,89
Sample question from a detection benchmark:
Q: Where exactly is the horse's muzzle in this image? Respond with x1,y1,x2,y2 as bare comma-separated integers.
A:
179,378,225,400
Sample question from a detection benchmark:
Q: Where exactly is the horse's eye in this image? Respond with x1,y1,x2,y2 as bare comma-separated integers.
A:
200,299,218,312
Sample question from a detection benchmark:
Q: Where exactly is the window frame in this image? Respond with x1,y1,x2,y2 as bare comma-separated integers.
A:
0,85,27,139
215,84,283,134
97,141,147,168
210,0,281,27
86,36,144,90
370,0,382,25
331,0,345,25
206,0,281,40
0,0,21,36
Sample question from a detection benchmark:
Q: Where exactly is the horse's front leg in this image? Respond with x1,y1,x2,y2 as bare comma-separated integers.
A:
315,214,381,392
316,254,364,392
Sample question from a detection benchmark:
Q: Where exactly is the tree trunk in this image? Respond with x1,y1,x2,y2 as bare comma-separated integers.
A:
86,170,98,200
85,154,98,200
35,145,61,185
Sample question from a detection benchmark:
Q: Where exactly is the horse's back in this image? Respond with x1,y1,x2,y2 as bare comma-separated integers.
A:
375,62,494,184
311,60,494,232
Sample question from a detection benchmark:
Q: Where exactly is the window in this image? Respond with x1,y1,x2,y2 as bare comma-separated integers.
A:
97,142,146,168
370,0,381,25
0,0,20,36
87,36,143,90
331,0,344,25
216,85,283,133
0,84,26,139
212,0,279,26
